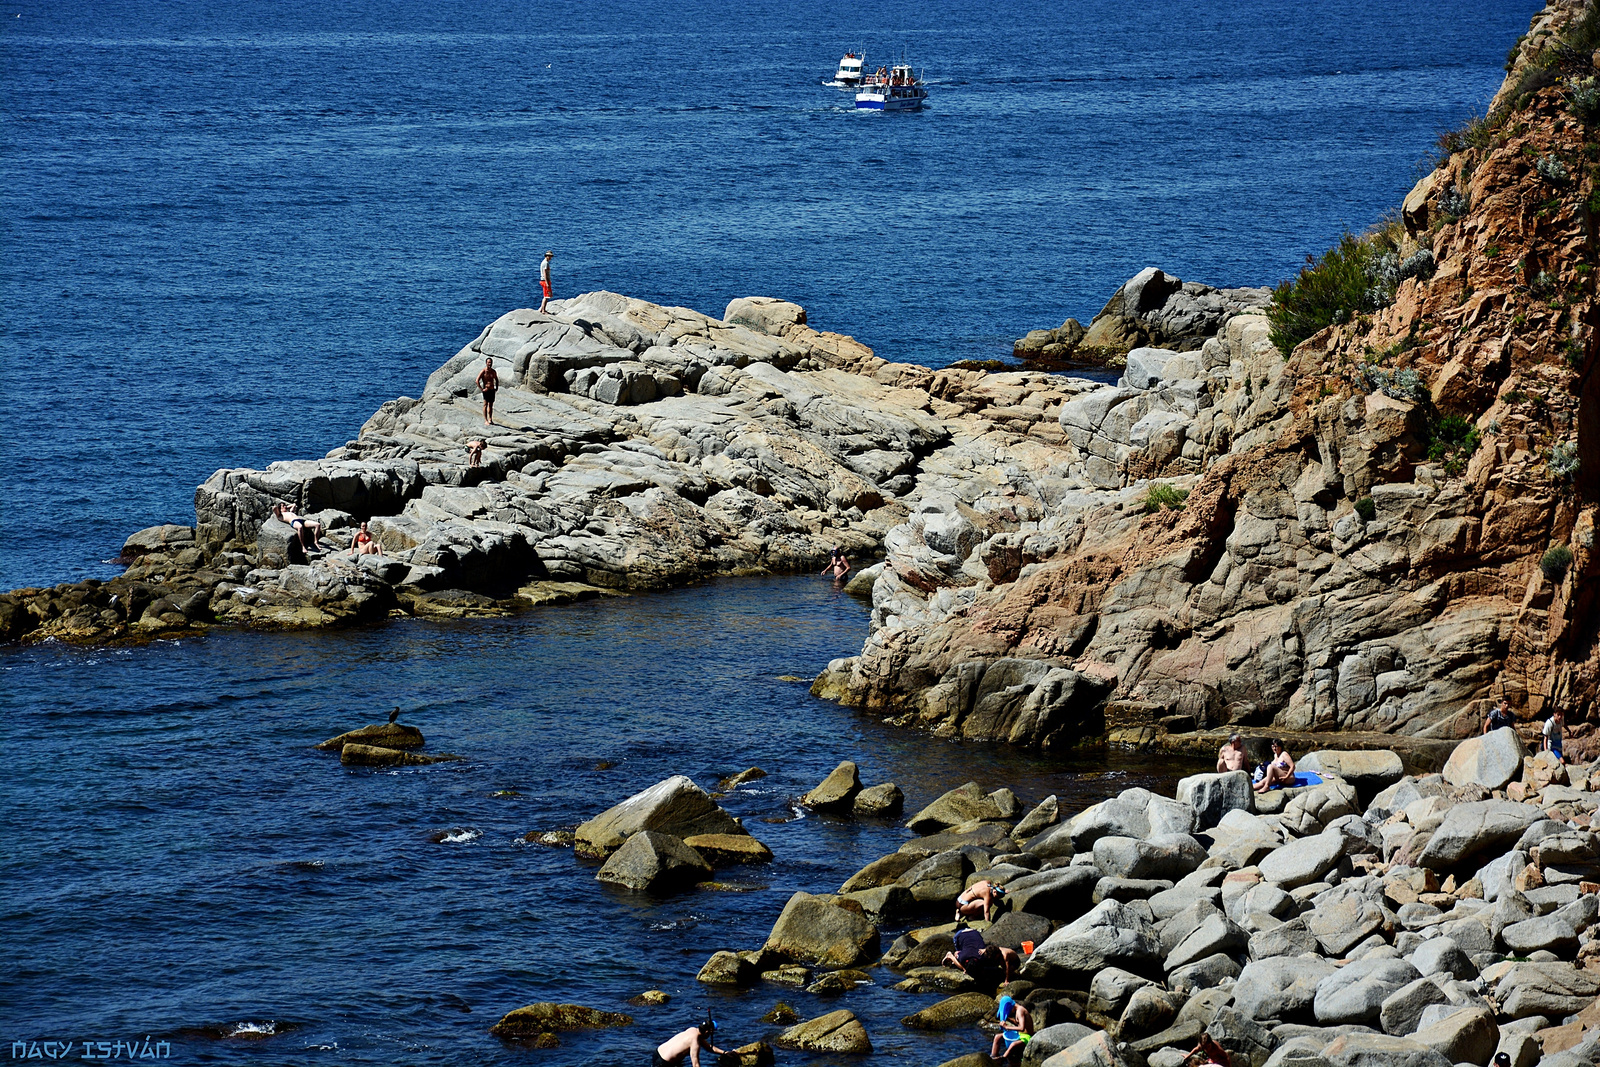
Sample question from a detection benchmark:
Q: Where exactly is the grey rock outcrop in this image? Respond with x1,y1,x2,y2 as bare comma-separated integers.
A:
575,775,745,856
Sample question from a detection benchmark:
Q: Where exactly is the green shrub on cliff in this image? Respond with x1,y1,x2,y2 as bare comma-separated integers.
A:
1541,543,1574,581
1143,483,1188,514
1427,414,1482,476
1268,233,1392,353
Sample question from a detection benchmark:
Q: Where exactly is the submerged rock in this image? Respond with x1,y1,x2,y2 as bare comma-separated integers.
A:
774,1009,872,1054
339,743,461,766
487,1002,632,1039
314,722,424,751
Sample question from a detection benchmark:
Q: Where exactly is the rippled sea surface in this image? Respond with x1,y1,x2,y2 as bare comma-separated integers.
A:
1,0,1537,589
5,577,1206,1063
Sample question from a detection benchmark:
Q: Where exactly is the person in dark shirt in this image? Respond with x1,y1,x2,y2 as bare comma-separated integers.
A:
1484,697,1515,733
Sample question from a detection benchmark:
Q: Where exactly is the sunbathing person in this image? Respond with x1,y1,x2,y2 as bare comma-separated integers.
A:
1252,738,1295,793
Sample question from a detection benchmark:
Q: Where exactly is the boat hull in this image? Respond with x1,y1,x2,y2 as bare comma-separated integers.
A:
855,92,925,111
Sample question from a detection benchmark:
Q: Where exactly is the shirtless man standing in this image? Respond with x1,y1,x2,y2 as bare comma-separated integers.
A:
1217,733,1247,773
538,250,554,313
476,357,499,426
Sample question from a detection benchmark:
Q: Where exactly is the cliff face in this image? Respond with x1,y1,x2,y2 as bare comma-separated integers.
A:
818,0,1598,757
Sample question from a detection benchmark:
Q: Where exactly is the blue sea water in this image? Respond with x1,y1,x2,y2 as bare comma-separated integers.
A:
1,0,1537,590
0,1,1540,1063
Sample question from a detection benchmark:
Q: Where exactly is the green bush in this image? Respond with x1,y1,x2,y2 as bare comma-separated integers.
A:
1428,413,1482,476
1355,497,1377,522
1144,484,1189,514
1541,543,1574,581
1268,233,1393,354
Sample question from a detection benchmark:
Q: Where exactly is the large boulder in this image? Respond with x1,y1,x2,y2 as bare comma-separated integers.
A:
1378,976,1450,1036
1094,833,1207,881
1279,779,1361,837
1164,911,1248,972
1023,1023,1096,1066
682,833,773,866
1306,885,1388,957
1041,1029,1145,1067
1233,956,1338,1022
802,760,862,812
595,831,713,892
895,849,972,904
1410,1006,1497,1065
1441,728,1527,791
1415,801,1542,870
1004,865,1100,919
1258,830,1346,889
853,782,904,817
901,992,997,1030
575,775,744,856
763,892,879,967
1015,795,1060,840
774,1009,872,1054
840,851,925,892
1313,957,1422,1025
1065,788,1198,851
1318,1032,1453,1067
906,782,1007,832
1493,961,1600,1018
1297,750,1404,801
1176,771,1253,829
1025,899,1160,976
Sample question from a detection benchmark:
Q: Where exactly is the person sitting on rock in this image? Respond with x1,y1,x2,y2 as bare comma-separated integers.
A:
653,1015,725,1067
348,521,381,557
955,879,1005,922
272,502,324,554
1217,733,1247,772
821,546,851,580
1484,697,1515,733
1185,1031,1230,1066
1543,707,1566,764
1252,738,1295,793
990,994,1032,1064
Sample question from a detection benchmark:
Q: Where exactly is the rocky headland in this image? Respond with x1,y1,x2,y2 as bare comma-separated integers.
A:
4,0,1597,768
507,734,1600,1066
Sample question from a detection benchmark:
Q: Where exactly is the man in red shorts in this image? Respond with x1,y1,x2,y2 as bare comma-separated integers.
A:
539,250,554,312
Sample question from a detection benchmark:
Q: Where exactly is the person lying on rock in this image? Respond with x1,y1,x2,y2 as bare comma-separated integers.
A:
1184,1031,1230,1066
990,994,1032,1064
1251,738,1295,793
653,1015,725,1067
1484,697,1515,733
348,521,381,557
1217,733,1247,773
272,502,324,553
955,879,1006,922
821,546,851,580
942,928,1018,990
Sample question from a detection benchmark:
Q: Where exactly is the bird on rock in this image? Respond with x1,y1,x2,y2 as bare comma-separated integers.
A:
388,707,400,724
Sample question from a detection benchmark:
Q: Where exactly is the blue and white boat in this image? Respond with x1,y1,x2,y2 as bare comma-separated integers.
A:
855,62,927,111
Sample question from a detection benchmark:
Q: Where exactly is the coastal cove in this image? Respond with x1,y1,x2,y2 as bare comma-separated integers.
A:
0,576,1207,1064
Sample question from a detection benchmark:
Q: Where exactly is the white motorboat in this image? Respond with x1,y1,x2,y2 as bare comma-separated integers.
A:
855,62,927,111
824,51,865,88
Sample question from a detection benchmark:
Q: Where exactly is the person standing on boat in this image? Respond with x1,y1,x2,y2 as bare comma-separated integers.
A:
538,250,554,313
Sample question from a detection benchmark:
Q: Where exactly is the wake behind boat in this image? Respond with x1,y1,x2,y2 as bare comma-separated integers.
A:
855,62,927,112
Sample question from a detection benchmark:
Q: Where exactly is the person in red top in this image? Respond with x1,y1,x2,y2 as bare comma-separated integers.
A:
1187,1032,1230,1066
348,521,381,557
